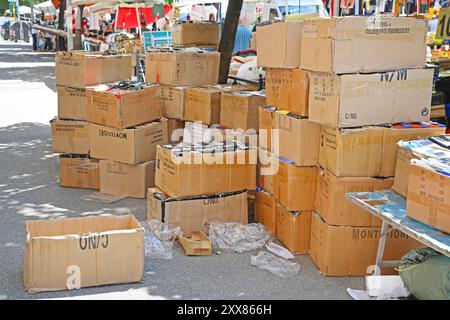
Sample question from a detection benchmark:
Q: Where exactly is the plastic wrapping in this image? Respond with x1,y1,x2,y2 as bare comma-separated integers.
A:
143,220,181,259
209,223,271,252
251,251,300,278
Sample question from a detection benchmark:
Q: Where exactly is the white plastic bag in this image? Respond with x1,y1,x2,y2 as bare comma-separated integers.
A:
143,220,181,259
251,251,300,278
209,223,271,252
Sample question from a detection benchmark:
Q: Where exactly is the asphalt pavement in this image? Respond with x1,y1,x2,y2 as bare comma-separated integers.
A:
0,38,365,300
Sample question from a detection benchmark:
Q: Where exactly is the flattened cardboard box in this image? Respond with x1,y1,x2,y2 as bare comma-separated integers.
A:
257,148,275,194
55,51,132,88
315,169,393,227
257,21,303,68
86,83,162,129
159,85,187,120
172,22,221,45
220,91,266,131
147,188,248,237
145,50,220,86
51,118,89,155
276,204,311,255
301,16,427,74
89,119,168,164
57,86,87,120
24,214,144,293
258,107,276,152
406,160,450,234
308,69,433,128
155,145,256,198
60,156,99,190
273,158,318,211
255,189,276,232
265,68,309,116
319,125,445,177
100,160,155,199
273,111,321,166
309,213,422,276
185,85,247,126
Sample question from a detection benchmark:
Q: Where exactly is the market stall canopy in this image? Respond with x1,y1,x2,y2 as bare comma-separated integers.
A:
34,1,57,15
116,4,172,28
72,0,166,6
19,6,32,14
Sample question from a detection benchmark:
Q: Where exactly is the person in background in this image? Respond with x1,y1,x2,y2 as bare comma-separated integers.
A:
162,17,171,31
233,20,252,55
31,21,40,51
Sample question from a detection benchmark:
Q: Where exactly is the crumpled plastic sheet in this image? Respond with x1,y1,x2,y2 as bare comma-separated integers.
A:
208,223,272,252
143,220,181,259
251,251,300,278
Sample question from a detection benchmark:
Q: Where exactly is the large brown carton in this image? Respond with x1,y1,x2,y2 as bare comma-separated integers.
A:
256,21,303,68
319,124,446,177
185,85,247,126
406,160,450,233
172,22,220,45
155,144,256,198
24,214,144,293
55,51,132,88
57,86,87,120
159,85,187,120
220,91,266,131
315,169,394,227
258,107,276,151
309,213,422,276
59,155,99,190
255,189,276,232
51,118,89,155
273,111,321,166
308,69,433,128
89,119,168,164
86,83,162,129
257,148,276,194
147,188,248,237
145,49,220,86
273,158,318,211
301,16,427,74
99,160,155,199
276,204,311,255
265,68,309,116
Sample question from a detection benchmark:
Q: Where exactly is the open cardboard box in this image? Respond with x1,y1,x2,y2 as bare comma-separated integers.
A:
178,231,212,256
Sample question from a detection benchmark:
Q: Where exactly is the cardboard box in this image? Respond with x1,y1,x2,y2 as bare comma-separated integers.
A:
256,21,302,68
319,124,446,177
220,91,266,131
308,69,433,128
155,144,256,197
55,51,132,88
89,119,168,165
406,159,450,233
159,85,187,120
147,188,248,237
273,158,318,211
57,86,87,120
51,118,89,155
393,138,450,197
257,148,276,194
255,189,276,232
99,160,155,199
178,231,212,256
167,118,185,144
24,214,144,293
276,204,311,255
145,49,220,86
309,213,422,276
185,85,247,126
258,107,276,151
172,22,220,45
59,155,99,190
86,83,162,129
265,68,309,116
301,16,427,74
249,32,256,50
273,111,321,166
315,169,394,227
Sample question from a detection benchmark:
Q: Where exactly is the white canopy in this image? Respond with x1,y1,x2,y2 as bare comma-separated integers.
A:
19,6,32,14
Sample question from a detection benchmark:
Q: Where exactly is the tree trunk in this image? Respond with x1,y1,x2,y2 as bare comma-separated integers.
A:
74,5,84,50
58,0,66,51
218,0,244,84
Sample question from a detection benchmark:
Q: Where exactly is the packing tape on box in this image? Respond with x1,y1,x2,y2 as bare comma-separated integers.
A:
340,79,432,99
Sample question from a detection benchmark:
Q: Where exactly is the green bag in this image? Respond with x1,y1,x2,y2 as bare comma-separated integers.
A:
398,248,450,300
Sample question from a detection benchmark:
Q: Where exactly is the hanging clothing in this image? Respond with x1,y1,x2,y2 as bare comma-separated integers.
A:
152,3,165,19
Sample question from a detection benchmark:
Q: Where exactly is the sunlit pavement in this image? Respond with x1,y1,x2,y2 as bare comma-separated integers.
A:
0,39,364,300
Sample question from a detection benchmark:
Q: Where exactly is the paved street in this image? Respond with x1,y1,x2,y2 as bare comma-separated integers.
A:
0,39,364,300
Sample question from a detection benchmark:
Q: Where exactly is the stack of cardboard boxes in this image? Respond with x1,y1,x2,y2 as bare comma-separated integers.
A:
256,16,447,275
172,22,221,50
